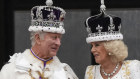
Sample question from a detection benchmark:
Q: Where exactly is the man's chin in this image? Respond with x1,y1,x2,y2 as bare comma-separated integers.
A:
51,51,57,56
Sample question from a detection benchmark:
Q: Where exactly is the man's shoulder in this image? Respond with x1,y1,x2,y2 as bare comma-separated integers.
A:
7,49,29,62
1,61,15,71
8,52,23,63
1,52,24,70
52,56,73,69
1,49,31,71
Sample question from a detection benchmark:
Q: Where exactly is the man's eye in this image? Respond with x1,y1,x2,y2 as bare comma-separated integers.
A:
53,36,57,39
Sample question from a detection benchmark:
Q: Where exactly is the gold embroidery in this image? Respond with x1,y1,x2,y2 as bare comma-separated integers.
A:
123,61,131,79
46,59,53,64
29,69,35,79
87,66,94,79
28,69,49,79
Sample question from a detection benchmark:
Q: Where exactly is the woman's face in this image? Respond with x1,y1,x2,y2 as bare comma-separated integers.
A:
91,42,109,64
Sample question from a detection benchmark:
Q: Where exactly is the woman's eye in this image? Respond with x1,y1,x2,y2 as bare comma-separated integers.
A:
95,43,100,47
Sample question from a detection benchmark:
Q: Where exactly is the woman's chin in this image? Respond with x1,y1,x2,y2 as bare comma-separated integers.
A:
95,59,101,64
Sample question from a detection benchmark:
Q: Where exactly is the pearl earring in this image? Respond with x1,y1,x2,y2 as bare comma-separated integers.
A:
108,52,112,55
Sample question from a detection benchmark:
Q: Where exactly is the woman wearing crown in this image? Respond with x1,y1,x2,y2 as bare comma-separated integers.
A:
84,0,140,79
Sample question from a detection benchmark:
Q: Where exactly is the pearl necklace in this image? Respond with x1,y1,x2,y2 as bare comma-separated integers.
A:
101,63,119,79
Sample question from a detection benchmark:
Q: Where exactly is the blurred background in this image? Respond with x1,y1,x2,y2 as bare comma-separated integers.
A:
0,0,140,79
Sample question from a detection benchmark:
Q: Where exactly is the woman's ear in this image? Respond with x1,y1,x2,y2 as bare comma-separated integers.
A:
35,34,41,45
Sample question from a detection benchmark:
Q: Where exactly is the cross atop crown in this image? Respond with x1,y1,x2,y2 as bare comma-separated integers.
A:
47,12,56,21
96,25,103,32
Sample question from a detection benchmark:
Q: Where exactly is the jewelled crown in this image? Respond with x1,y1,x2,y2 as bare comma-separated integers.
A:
85,0,123,43
28,0,66,34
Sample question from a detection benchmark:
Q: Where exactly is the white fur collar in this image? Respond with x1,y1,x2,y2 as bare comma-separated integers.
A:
9,49,67,79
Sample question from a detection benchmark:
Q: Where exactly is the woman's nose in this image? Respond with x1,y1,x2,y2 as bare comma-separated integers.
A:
91,46,96,53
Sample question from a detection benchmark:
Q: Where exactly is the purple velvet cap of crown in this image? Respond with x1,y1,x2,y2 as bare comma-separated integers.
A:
28,0,66,34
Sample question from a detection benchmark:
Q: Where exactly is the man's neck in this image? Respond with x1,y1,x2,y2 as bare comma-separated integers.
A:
31,45,50,60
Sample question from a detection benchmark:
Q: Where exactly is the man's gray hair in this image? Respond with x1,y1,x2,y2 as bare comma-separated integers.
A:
30,32,47,46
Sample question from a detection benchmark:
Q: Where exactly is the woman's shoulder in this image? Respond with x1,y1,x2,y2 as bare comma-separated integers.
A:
86,65,94,70
123,60,140,78
85,65,100,74
86,65,100,70
123,60,140,71
123,60,140,66
85,65,100,79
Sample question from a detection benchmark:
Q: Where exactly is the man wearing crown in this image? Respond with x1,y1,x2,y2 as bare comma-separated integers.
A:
0,0,78,79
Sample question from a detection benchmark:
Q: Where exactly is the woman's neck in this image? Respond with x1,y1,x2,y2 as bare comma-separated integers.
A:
100,59,118,73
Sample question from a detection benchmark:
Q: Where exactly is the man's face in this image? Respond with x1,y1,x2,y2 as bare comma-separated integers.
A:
40,32,62,58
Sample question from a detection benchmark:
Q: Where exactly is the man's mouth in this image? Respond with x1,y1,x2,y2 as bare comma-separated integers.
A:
51,47,58,51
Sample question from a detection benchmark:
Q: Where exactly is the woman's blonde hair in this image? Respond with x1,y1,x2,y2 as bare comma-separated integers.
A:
103,40,128,63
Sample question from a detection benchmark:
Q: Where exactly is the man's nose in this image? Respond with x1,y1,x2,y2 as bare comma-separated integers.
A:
55,38,61,46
